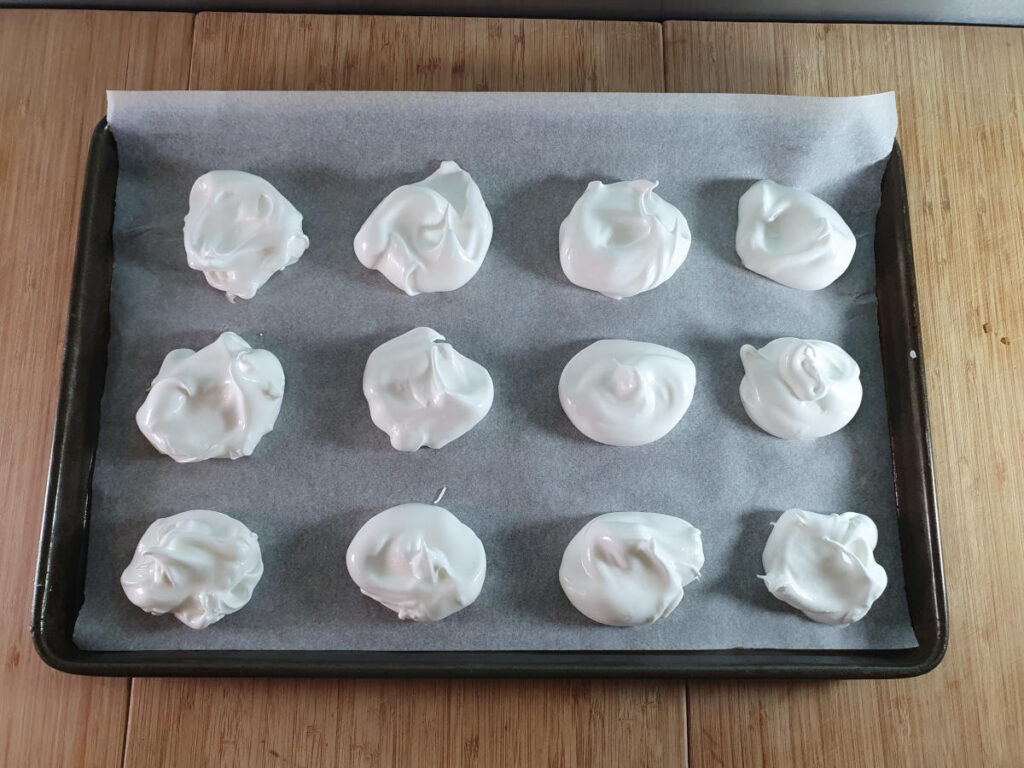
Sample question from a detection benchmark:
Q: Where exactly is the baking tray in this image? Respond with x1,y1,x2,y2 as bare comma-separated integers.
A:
32,119,947,678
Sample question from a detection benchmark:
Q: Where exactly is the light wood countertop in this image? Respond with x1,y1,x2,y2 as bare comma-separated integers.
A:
1,11,1020,766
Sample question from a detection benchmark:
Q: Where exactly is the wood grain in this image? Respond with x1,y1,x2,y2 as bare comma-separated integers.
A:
126,678,685,767
666,21,1024,768
6,13,1023,767
124,13,680,768
189,13,663,91
0,10,193,768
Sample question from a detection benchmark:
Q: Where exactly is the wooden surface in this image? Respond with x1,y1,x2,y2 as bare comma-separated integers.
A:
0,10,1021,767
189,13,663,91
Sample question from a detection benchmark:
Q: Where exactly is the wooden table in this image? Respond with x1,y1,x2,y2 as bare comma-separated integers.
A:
1,11,1021,767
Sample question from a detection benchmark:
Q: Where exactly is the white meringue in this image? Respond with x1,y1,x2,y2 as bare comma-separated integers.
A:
559,180,691,299
736,179,856,291
559,339,696,447
760,508,887,626
559,512,704,626
136,332,285,462
739,337,862,440
363,327,494,451
184,170,309,300
120,509,263,629
354,161,492,295
346,503,486,621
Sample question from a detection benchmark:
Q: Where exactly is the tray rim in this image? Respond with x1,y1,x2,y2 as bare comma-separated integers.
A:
32,118,948,678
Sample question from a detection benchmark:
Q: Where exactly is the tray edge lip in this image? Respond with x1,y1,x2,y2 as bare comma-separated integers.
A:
881,142,949,676
32,118,115,673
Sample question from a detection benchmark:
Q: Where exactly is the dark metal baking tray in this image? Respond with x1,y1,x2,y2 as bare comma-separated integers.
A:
32,120,947,678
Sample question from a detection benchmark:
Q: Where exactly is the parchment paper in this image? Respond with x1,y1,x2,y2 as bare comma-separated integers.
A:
75,90,915,651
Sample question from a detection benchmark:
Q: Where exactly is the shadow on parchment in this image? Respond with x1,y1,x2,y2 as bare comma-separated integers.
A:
497,337,604,445
489,512,597,630
491,173,603,288
693,177,757,274
707,508,784,616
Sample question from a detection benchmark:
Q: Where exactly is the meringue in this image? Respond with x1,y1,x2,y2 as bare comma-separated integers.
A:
559,339,696,446
184,170,309,300
559,512,704,626
736,179,856,291
739,337,862,440
354,161,493,295
136,332,285,462
559,180,691,299
363,327,494,451
760,508,887,626
346,503,486,621
120,509,264,629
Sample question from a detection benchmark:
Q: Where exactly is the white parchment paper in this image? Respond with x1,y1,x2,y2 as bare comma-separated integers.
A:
74,90,915,651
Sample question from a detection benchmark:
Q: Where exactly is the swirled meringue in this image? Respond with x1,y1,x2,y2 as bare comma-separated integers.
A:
354,161,493,295
136,332,285,462
120,509,264,629
346,503,486,621
559,512,704,626
760,508,887,625
184,170,309,300
736,179,856,291
559,180,691,299
363,327,494,451
739,337,861,440
559,339,696,446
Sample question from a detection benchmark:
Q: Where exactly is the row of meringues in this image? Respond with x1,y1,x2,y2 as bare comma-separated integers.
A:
135,328,865,462
120,505,888,630
184,164,856,302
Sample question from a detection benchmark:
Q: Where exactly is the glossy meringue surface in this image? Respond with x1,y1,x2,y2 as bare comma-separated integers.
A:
560,512,704,626
184,170,309,300
559,180,691,299
346,503,487,621
739,337,862,440
363,327,494,451
120,509,263,629
354,161,493,295
559,339,696,446
736,179,856,291
761,508,887,626
136,332,285,462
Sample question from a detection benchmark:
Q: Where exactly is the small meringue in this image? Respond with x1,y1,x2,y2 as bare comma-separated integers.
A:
559,180,691,299
739,337,862,439
760,508,887,626
346,503,486,621
184,170,309,300
120,509,263,629
559,339,696,446
136,332,285,462
560,512,704,626
736,179,856,291
363,327,494,451
354,161,493,295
